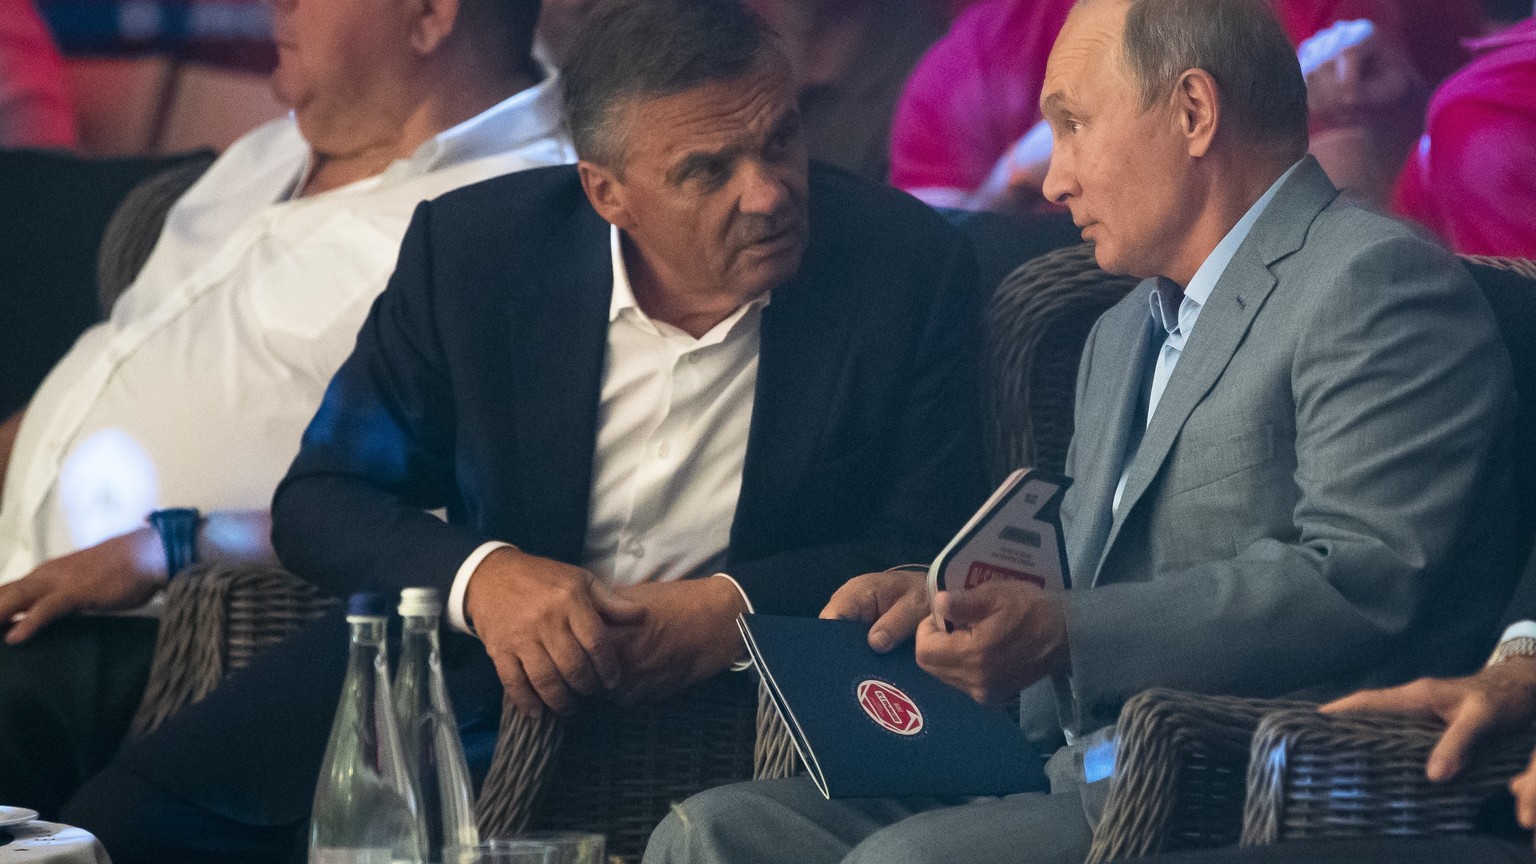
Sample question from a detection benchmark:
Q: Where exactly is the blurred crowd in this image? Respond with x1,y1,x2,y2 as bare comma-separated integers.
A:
3,0,1533,256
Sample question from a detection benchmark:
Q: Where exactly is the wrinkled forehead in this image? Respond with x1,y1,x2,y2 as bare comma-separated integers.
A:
615,54,799,163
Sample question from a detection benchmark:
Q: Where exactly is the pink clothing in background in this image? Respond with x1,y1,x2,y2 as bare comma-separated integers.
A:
1274,0,1484,87
889,0,1484,195
1393,19,1536,258
0,0,74,148
889,0,1074,193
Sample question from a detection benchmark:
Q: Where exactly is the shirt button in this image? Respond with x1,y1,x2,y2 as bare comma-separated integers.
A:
625,539,645,557
658,442,671,459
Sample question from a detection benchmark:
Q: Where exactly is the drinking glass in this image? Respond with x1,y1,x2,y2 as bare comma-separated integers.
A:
443,839,557,864
500,832,605,864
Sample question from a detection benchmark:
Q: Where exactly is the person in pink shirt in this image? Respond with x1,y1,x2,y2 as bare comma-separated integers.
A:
1392,10,1536,258
889,0,1075,210
0,0,74,149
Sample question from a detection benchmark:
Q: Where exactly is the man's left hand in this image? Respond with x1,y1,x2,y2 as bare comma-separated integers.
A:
915,581,1069,704
0,527,166,645
1322,657,1536,782
602,575,750,705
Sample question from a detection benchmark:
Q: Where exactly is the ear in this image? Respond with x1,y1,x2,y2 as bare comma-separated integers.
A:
409,0,459,55
1173,68,1220,159
579,160,637,232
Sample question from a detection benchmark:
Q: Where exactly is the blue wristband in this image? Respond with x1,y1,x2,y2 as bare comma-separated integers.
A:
146,507,202,580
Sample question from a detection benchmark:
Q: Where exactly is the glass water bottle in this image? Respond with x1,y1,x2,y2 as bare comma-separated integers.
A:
310,593,424,864
394,587,479,862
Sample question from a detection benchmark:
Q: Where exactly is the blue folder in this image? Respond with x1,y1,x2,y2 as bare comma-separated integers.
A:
740,613,1050,799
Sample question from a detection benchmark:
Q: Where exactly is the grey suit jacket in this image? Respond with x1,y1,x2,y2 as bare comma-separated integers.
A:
1044,157,1519,737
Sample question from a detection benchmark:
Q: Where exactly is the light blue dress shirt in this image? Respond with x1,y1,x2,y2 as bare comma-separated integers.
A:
1110,161,1302,514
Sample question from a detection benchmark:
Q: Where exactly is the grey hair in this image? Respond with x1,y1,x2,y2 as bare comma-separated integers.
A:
559,0,778,169
1109,0,1308,158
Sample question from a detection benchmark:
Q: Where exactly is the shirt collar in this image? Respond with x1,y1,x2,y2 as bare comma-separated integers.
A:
404,74,568,173
609,224,641,322
607,224,770,341
288,76,570,200
1179,157,1302,307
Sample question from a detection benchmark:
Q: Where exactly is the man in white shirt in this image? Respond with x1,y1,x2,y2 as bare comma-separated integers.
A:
646,1,1517,862
0,0,573,817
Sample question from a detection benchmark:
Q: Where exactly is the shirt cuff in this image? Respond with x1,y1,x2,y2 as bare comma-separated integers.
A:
448,541,515,636
1498,620,1536,647
714,572,756,672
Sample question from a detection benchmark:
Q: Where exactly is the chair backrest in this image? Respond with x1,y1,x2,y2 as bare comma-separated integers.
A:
937,206,1083,304
96,153,217,316
1462,257,1536,628
984,242,1139,482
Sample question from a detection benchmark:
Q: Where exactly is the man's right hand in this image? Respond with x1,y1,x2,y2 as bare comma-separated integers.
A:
820,569,929,653
1321,657,1536,782
465,547,644,716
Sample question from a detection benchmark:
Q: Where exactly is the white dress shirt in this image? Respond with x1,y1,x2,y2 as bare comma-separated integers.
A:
0,78,575,589
447,225,764,633
1498,620,1536,648
1111,160,1301,514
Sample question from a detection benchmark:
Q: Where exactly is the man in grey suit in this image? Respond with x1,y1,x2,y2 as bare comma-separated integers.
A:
643,0,1519,862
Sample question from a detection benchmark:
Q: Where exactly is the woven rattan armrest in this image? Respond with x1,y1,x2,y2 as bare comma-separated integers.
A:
1086,689,1315,863
129,562,337,737
1241,708,1536,846
476,672,798,864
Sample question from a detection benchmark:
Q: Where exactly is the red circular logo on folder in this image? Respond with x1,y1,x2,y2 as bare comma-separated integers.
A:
857,679,924,736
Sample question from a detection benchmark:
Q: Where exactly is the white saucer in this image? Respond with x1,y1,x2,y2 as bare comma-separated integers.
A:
0,806,38,829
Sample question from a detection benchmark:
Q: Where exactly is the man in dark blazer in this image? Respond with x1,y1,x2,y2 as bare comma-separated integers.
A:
269,0,986,718
55,1,988,861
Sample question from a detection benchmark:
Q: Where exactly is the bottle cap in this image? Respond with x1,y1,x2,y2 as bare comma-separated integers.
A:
346,592,388,618
398,587,442,618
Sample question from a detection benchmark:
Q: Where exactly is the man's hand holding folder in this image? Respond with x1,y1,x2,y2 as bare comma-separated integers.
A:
821,468,1075,705
823,569,1069,704
920,582,1069,705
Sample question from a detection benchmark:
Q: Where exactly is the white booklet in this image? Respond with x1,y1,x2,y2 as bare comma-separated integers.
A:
927,467,1073,628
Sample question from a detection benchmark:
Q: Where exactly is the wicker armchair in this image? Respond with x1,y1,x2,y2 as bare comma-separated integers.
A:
985,242,1139,479
476,672,795,862
1086,688,1536,862
1242,707,1536,846
1086,690,1315,862
1083,256,1536,862
131,560,792,863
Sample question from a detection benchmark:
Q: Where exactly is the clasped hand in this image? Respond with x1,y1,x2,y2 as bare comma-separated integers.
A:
820,569,1070,705
465,548,748,716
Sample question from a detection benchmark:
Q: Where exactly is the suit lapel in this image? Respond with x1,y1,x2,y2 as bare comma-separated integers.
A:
1090,157,1340,583
504,204,612,563
1068,294,1156,584
730,238,851,561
